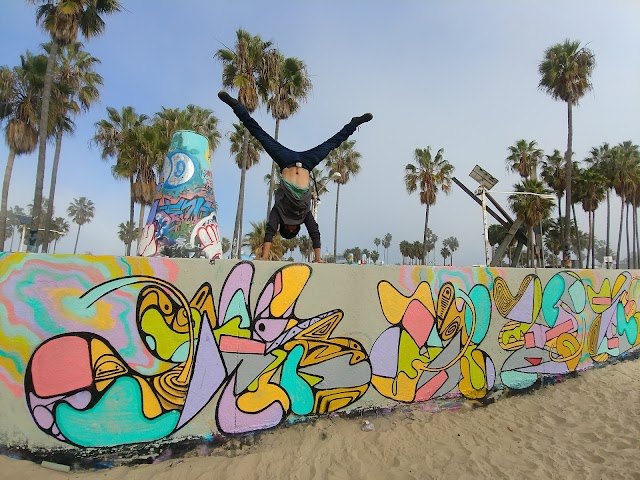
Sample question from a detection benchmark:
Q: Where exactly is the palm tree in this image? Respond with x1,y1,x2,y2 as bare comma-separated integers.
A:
216,29,275,259
399,240,410,265
298,235,312,262
92,106,147,255
383,233,393,264
27,0,122,249
443,236,459,265
43,42,103,251
0,52,46,250
404,146,454,264
540,149,566,250
221,237,230,258
243,220,285,260
539,39,596,263
47,215,69,253
584,143,615,260
575,167,606,267
6,205,26,251
117,220,139,255
612,142,640,268
506,139,544,180
440,246,450,266
67,196,94,254
374,237,381,254
229,123,264,170
425,229,438,265
264,53,312,218
544,220,563,267
326,139,362,261
154,105,221,153
508,180,555,267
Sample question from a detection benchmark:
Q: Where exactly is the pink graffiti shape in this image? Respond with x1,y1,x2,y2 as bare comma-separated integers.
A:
31,336,92,397
218,336,266,354
402,299,434,347
415,370,448,402
545,319,574,342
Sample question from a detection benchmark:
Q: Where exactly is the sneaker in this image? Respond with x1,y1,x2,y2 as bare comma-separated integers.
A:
352,113,373,125
218,90,242,109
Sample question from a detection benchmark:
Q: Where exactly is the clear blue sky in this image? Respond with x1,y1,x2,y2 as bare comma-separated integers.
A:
1,0,639,265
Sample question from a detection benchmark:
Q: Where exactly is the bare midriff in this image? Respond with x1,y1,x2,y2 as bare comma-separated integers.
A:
281,165,310,188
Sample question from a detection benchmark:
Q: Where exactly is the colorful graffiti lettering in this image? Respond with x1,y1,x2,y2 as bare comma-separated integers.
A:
23,262,370,447
2,253,640,455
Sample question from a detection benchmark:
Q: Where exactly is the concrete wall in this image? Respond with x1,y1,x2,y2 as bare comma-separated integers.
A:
1,253,638,463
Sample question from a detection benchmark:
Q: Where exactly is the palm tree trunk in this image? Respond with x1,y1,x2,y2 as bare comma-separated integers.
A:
73,224,81,254
626,202,631,269
422,204,430,265
138,204,146,250
0,148,16,250
528,225,534,268
563,101,573,265
586,211,593,269
30,40,59,252
42,130,64,253
616,199,624,269
232,130,250,259
557,193,563,251
127,177,134,256
632,204,637,269
572,204,582,268
606,190,611,257
266,118,281,220
591,211,596,268
333,183,341,261
636,206,640,269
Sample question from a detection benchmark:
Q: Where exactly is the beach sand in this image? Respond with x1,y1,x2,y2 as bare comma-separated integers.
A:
2,359,639,480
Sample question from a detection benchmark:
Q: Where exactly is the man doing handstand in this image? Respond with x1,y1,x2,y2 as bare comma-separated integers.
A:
218,91,372,262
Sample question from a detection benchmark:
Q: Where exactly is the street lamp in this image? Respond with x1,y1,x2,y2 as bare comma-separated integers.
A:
312,171,341,219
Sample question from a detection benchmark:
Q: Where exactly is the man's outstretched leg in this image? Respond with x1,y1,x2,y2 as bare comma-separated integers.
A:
299,113,373,170
218,91,297,169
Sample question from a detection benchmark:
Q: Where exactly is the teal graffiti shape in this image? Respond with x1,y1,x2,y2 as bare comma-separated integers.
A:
464,285,491,344
617,303,638,346
541,274,564,327
223,290,251,328
500,370,537,390
280,345,314,416
56,376,180,447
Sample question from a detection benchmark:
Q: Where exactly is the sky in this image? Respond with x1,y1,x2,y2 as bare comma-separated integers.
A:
1,0,639,265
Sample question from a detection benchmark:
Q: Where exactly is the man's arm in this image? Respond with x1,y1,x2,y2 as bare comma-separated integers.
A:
262,208,280,260
303,212,323,262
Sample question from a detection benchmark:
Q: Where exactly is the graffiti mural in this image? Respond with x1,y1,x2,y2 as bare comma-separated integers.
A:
0,253,639,459
138,130,222,260
22,262,370,447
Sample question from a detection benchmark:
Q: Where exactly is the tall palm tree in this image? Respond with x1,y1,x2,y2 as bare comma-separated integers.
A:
506,139,543,180
216,29,275,258
399,240,410,265
540,149,566,250
0,52,47,250
584,143,615,259
117,220,139,255
575,167,606,267
326,140,362,261
43,42,102,251
298,235,313,262
543,219,563,267
6,205,26,251
404,146,454,264
27,0,122,249
539,39,596,264
508,180,555,267
67,196,94,254
264,53,312,219
92,106,147,255
221,237,230,258
440,246,450,266
374,237,381,253
443,236,459,265
229,123,264,170
383,233,393,264
612,142,640,268
154,104,221,153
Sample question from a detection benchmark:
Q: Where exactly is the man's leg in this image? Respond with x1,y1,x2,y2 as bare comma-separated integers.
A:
299,113,373,170
218,91,297,169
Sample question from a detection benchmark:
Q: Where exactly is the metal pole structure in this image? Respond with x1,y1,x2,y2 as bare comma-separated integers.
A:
481,187,490,266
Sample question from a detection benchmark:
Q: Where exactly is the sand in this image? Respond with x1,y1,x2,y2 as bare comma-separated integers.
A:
2,359,639,480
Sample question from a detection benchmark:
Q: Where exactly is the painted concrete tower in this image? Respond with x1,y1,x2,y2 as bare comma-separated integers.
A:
137,130,222,260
